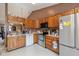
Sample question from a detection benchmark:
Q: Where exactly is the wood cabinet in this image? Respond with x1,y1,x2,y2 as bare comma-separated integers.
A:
25,19,35,28
18,18,24,24
8,16,24,24
8,16,17,23
34,20,40,28
33,33,38,44
25,17,48,29
17,35,26,48
46,35,59,54
74,8,79,13
60,9,75,16
48,15,59,28
51,37,59,54
7,35,26,51
7,36,17,51
46,36,52,50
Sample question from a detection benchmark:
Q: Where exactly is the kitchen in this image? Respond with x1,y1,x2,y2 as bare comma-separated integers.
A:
0,3,79,56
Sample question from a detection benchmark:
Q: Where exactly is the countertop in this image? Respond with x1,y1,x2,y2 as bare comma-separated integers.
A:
46,35,59,38
7,34,26,37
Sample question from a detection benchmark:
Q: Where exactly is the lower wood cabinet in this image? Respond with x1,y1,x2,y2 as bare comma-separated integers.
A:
7,35,26,51
7,36,17,51
51,37,59,54
46,35,59,54
17,35,26,48
33,33,38,44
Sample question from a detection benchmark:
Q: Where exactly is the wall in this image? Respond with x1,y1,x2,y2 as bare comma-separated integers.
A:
0,3,5,24
28,3,79,20
0,24,4,32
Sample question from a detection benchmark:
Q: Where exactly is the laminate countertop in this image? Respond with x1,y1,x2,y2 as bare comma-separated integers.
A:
46,35,59,38
7,34,26,37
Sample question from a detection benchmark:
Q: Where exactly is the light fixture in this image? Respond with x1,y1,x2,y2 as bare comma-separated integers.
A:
32,3,36,4
32,1,36,4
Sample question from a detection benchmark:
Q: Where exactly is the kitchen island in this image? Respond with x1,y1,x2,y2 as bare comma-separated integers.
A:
6,34,26,51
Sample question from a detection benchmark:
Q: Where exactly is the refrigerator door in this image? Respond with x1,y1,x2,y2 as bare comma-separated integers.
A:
76,13,79,49
59,14,75,47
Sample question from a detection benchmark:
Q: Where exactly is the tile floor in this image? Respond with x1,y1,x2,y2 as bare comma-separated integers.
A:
1,44,58,56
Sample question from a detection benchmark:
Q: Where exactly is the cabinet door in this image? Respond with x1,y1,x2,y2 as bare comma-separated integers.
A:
8,16,17,23
51,37,59,54
48,16,53,27
7,37,17,51
25,20,30,28
46,36,52,49
34,20,40,28
34,34,38,44
18,18,24,24
25,20,35,28
18,35,26,48
48,15,59,28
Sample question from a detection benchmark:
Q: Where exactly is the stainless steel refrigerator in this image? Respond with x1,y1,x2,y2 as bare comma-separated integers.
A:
75,13,79,49
59,14,75,47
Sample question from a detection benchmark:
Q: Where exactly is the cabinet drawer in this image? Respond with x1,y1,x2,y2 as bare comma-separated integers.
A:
51,48,59,54
46,44,51,50
46,39,52,42
46,41,52,45
46,36,50,39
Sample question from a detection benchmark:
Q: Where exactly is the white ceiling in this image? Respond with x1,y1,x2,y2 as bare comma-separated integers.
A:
8,3,33,18
0,3,58,24
32,3,58,11
8,3,58,18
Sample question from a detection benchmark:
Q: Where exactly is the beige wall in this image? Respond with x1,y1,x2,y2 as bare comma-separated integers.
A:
0,3,5,24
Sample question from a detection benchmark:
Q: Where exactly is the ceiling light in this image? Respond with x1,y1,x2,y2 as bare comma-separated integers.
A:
32,2,36,4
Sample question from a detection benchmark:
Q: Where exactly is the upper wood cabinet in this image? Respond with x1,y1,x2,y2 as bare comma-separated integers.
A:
74,8,79,13
8,16,17,22
8,16,24,24
25,19,35,28
39,17,48,24
34,20,40,28
18,18,25,24
60,9,75,16
48,15,59,28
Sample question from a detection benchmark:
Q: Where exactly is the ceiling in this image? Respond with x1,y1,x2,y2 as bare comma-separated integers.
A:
0,3,58,24
32,3,58,11
8,3,58,18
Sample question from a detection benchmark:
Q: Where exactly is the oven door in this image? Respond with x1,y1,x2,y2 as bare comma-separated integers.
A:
38,34,44,42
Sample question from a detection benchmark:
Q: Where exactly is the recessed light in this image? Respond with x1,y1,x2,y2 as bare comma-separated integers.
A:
32,2,36,4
